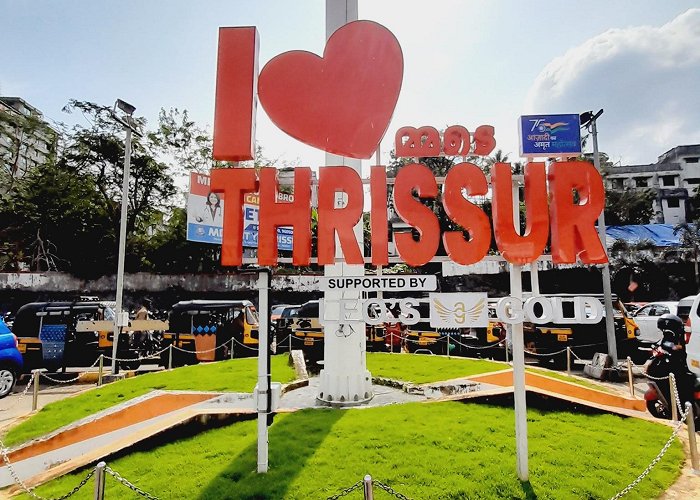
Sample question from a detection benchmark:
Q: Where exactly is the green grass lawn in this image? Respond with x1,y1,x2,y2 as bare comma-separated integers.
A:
366,352,505,384
23,401,683,500
3,356,296,448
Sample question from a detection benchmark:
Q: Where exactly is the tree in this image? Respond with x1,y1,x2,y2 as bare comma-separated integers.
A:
603,189,657,225
674,220,700,287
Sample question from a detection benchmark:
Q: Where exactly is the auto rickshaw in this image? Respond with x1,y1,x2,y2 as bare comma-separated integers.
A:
14,301,112,371
161,300,259,366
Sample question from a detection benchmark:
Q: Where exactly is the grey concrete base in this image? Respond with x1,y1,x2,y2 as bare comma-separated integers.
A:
101,373,127,384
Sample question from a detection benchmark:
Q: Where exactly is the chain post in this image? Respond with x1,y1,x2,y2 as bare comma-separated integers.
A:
31,369,41,411
363,475,374,500
446,336,450,358
94,461,106,500
566,347,571,376
168,343,173,370
97,355,104,387
669,373,678,421
687,402,699,473
231,338,235,360
626,356,634,397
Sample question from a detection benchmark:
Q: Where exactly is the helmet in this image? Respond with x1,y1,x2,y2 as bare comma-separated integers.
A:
657,314,684,343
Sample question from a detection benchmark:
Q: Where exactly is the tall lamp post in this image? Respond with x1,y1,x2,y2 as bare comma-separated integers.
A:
580,109,618,364
110,99,140,374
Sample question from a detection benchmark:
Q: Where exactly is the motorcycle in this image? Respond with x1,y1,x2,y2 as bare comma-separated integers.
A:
643,334,700,427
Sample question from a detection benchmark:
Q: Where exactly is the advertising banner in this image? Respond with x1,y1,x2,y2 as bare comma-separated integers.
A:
187,173,224,244
242,193,293,251
187,173,293,251
519,114,582,157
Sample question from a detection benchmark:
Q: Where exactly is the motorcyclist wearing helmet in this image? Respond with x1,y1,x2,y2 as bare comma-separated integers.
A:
655,313,694,406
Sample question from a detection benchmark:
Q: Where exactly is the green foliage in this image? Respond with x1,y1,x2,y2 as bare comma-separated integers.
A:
604,188,657,225
367,352,503,383
3,356,296,447
26,402,683,500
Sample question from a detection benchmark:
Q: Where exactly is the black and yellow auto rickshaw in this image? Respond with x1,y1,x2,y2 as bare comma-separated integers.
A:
13,301,112,371
161,300,259,366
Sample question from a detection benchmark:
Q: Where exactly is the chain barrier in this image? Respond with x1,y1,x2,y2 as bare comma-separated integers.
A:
523,347,568,357
231,337,259,351
38,372,81,384
0,371,36,412
609,404,691,500
1,439,95,500
172,341,232,355
105,466,159,499
670,375,686,416
102,345,171,363
443,337,504,350
375,480,412,499
326,480,363,499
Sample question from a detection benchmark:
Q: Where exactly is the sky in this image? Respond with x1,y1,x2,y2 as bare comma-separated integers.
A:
2,0,699,171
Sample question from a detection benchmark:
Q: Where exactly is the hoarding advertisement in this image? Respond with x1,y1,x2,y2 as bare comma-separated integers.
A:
242,193,293,251
187,173,293,250
519,114,582,157
187,173,224,244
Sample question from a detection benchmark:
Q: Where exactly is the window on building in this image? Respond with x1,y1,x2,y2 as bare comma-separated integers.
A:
636,178,649,187
686,178,700,185
666,198,681,208
610,178,624,189
661,175,676,187
686,157,699,164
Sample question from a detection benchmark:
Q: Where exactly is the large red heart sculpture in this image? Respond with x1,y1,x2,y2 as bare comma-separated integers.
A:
258,20,403,160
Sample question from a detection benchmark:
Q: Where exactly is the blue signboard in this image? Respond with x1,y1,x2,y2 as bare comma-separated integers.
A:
243,224,293,251
187,223,222,244
519,114,582,157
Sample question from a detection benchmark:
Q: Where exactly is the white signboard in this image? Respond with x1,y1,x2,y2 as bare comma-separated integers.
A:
429,293,489,328
319,275,437,292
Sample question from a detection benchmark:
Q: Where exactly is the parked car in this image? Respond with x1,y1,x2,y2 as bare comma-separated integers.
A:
0,317,23,398
676,295,696,344
685,295,700,378
632,301,678,343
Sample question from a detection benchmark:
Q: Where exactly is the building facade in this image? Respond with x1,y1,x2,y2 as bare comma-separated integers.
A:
0,97,56,183
605,144,700,224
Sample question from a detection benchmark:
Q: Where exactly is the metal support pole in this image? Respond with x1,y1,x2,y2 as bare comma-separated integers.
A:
363,474,374,500
626,356,634,397
686,402,699,473
257,270,270,473
670,373,678,422
111,121,133,375
31,369,40,411
505,340,509,364
97,354,104,387
93,461,106,500
588,111,618,364
566,347,571,376
510,178,528,481
168,343,173,370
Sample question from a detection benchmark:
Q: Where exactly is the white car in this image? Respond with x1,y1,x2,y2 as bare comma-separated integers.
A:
633,301,678,343
687,295,700,378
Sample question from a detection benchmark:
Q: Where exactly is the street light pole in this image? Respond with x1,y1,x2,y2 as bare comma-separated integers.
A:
582,109,618,364
111,100,137,374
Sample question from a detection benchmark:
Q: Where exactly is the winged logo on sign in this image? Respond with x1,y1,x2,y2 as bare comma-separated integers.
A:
433,298,485,325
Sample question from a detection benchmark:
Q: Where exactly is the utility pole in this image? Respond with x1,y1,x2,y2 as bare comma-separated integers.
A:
581,109,618,364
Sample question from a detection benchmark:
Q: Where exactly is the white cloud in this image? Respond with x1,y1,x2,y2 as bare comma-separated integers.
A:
525,8,700,165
